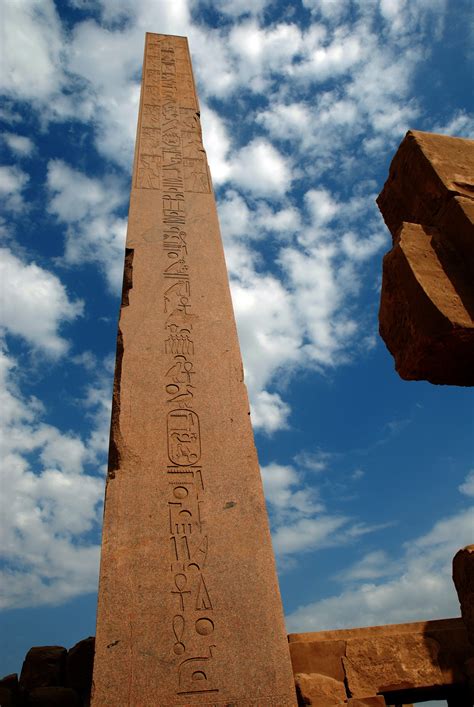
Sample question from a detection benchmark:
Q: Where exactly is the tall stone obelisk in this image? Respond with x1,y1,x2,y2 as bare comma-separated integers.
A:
91,33,297,706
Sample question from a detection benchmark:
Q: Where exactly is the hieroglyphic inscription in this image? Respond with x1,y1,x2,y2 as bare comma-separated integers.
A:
162,699,297,707
139,34,218,698
135,33,210,194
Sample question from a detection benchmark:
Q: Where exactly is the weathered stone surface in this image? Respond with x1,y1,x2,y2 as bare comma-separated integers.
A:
453,545,474,647
0,674,19,707
0,687,16,707
19,646,66,691
379,221,474,385
0,674,19,691
295,672,346,705
28,686,80,706
91,33,296,706
347,698,386,706
65,637,94,697
377,130,474,386
343,634,444,697
290,640,346,682
289,618,471,703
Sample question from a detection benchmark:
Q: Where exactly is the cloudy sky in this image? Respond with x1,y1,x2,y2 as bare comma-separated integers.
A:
0,0,473,686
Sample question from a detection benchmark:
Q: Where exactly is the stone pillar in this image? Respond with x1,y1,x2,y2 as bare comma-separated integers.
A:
376,130,474,386
91,33,296,706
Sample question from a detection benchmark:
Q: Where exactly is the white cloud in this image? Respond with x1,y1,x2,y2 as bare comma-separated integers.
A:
0,0,64,102
0,165,29,211
229,138,292,197
261,461,387,561
251,391,290,433
286,502,473,632
200,105,232,185
302,0,348,22
201,0,273,17
0,344,110,609
2,132,35,157
431,110,474,139
47,159,127,292
459,470,474,498
0,247,83,356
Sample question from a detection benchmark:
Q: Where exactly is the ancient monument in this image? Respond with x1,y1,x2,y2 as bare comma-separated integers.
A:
2,36,473,707
377,130,474,386
90,33,296,706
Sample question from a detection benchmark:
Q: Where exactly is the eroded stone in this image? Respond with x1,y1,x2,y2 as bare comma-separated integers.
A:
343,635,444,697
19,646,66,691
295,672,347,705
453,545,474,647
91,33,296,706
377,130,474,386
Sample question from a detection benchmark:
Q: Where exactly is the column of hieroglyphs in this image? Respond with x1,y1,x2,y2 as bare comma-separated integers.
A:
91,33,297,706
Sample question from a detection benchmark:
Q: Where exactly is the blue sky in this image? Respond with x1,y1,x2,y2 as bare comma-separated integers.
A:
0,0,473,692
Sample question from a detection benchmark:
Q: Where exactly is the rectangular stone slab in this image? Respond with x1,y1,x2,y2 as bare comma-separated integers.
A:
91,33,296,707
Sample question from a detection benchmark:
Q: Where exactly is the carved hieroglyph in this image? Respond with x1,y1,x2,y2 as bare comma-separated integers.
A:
91,34,297,707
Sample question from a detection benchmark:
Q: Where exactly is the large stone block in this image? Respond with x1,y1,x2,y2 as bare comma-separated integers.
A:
343,634,444,698
28,686,80,706
379,221,474,384
65,637,94,698
453,545,474,646
295,672,347,705
19,646,67,691
290,640,346,682
377,130,474,385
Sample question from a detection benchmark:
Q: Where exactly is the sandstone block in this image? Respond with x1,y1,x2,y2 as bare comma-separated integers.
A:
27,686,80,706
453,545,474,646
377,130,474,386
379,221,474,384
343,635,444,697
65,637,94,697
19,646,67,691
347,698,386,706
0,687,16,707
295,672,347,705
290,640,346,682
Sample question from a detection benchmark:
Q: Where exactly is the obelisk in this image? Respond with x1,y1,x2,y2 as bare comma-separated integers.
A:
91,33,297,706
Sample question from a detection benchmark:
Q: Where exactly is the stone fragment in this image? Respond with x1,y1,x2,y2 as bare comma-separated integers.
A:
343,635,444,698
376,130,474,386
379,221,474,385
65,637,94,699
91,33,296,706
295,672,347,705
453,545,474,646
290,640,346,682
28,686,80,706
0,674,18,691
19,646,67,691
0,674,19,707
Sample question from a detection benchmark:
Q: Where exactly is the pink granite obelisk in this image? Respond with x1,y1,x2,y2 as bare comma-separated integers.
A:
91,33,297,706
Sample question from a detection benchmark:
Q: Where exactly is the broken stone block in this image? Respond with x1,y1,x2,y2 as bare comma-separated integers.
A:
377,130,474,386
65,637,94,700
0,674,19,707
19,646,67,691
295,672,347,705
379,221,474,385
453,545,474,647
290,640,346,682
343,634,444,698
28,686,80,706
